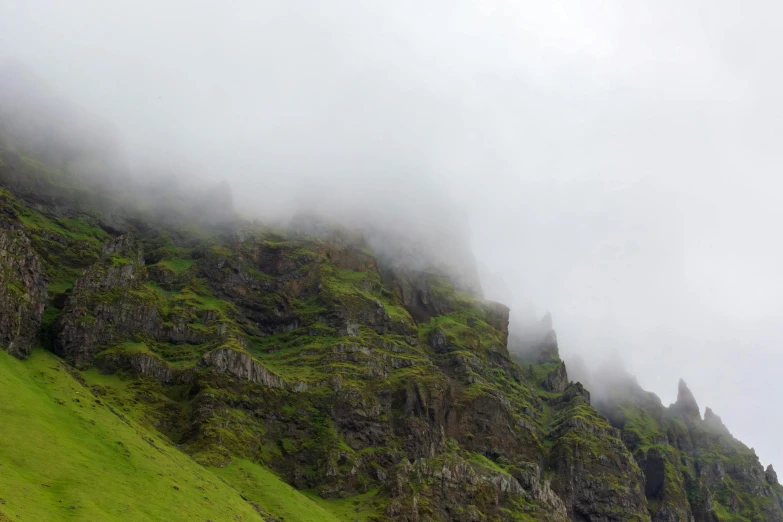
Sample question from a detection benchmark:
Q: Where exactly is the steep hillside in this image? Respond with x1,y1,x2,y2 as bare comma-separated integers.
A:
1,140,781,522
0,349,264,521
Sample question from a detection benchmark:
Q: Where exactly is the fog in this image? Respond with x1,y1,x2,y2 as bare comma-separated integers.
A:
2,0,782,468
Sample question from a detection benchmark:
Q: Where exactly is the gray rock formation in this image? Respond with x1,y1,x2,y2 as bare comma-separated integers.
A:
704,406,731,435
200,348,284,388
542,361,569,393
55,234,150,365
670,379,701,420
767,465,779,485
0,228,47,358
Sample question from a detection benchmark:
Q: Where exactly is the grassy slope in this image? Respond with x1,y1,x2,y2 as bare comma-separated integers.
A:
212,459,352,522
0,349,263,522
80,368,374,522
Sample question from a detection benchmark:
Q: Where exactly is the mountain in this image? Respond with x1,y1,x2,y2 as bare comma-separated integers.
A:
1,102,781,521
588,368,783,521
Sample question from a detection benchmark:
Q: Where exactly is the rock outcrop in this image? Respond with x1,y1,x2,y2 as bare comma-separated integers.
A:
542,361,569,393
0,228,47,358
548,382,649,521
595,372,783,522
767,465,779,485
669,378,701,420
2,152,781,522
55,234,152,365
95,349,193,384
703,406,731,435
199,347,284,388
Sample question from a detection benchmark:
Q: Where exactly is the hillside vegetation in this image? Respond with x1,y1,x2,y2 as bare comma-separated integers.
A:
1,139,781,521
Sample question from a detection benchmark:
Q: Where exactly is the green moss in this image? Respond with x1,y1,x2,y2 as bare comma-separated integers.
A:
620,403,663,449
713,499,753,521
41,305,62,330
157,258,194,275
416,281,508,361
5,279,26,298
0,191,107,298
291,295,328,319
110,254,131,266
302,487,385,522
385,303,413,322
18,211,108,246
110,341,151,355
469,452,510,475
176,278,233,312
45,266,88,296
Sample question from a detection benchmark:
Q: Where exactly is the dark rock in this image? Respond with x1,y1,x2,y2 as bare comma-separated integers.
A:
541,361,569,393
5,169,778,522
670,379,701,420
428,328,450,353
199,348,284,388
767,465,779,485
704,406,731,435
0,228,48,358
386,455,567,522
545,380,649,521
95,351,192,384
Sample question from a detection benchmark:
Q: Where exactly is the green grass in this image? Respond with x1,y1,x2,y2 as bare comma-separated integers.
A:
174,278,233,313
619,404,663,450
713,499,753,521
46,267,85,295
0,188,107,297
18,212,108,246
0,349,263,522
213,458,351,522
302,488,384,521
112,341,149,354
157,258,194,275
101,340,207,369
469,452,510,475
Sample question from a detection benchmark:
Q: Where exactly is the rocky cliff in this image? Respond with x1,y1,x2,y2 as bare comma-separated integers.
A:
0,226,47,358
1,143,780,521
591,371,783,522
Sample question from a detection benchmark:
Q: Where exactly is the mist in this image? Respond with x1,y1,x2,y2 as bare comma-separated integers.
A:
2,0,782,469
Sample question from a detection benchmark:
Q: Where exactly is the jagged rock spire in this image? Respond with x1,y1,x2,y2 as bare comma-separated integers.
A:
767,465,779,485
704,407,730,435
671,379,701,420
541,361,569,393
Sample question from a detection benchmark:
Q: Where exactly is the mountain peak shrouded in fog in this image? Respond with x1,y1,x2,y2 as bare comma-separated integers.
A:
3,0,783,477
0,63,126,179
672,378,701,420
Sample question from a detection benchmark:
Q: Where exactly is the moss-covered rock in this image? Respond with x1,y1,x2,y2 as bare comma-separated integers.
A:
0,228,48,358
594,372,783,521
3,156,781,522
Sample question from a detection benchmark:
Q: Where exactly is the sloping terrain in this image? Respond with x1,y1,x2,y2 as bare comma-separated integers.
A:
0,349,264,521
592,374,783,521
0,136,781,522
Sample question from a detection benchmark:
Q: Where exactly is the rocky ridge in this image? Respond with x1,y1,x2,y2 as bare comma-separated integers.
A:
1,143,781,521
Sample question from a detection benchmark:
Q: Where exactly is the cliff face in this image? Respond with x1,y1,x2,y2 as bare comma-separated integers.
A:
0,226,47,358
593,374,783,522
1,147,780,521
